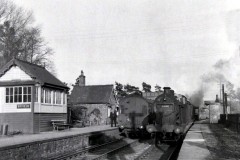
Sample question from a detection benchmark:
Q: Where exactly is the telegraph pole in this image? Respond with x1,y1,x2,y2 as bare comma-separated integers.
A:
218,81,222,103
222,84,225,114
225,93,228,120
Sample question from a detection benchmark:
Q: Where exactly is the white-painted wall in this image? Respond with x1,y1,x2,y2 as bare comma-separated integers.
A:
0,66,33,113
0,66,67,114
0,66,32,81
34,103,67,113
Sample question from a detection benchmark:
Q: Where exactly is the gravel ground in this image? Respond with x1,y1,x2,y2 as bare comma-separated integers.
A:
201,124,240,160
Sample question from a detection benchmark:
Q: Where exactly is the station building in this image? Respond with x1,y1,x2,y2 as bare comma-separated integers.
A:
0,58,68,133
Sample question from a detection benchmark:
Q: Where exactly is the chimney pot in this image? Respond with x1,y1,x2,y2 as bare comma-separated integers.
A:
77,70,86,86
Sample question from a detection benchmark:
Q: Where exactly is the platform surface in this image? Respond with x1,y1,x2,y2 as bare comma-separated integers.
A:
178,124,211,160
178,121,212,160
178,119,240,160
0,125,117,148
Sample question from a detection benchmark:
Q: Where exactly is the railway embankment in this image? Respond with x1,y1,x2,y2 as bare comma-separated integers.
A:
0,125,120,160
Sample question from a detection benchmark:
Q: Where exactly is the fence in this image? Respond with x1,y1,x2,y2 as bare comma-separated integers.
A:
220,114,240,132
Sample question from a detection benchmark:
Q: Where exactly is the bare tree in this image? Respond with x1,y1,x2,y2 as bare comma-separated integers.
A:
0,0,55,73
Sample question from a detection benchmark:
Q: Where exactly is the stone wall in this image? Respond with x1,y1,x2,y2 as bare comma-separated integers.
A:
81,104,109,125
0,128,120,160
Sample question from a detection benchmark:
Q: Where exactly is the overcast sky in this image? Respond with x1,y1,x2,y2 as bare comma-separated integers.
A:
15,0,240,100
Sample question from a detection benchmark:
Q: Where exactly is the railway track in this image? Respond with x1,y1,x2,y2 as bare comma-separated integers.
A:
47,138,182,160
134,142,181,160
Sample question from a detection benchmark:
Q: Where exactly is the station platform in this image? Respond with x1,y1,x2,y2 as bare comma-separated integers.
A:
178,120,240,160
0,125,117,148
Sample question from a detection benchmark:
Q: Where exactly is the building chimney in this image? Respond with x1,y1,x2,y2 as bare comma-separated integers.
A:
215,94,219,103
76,70,85,86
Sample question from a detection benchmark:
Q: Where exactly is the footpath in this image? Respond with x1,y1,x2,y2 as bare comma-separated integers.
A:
178,120,240,160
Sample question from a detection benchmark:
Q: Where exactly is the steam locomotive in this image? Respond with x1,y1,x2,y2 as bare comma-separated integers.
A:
146,87,194,146
118,94,153,138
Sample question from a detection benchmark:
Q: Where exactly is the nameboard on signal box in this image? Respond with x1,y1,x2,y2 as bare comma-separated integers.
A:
17,104,30,109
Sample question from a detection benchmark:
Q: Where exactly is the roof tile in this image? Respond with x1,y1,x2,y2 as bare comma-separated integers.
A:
69,85,114,104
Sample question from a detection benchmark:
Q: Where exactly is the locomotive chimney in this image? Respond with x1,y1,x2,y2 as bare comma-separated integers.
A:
215,94,219,103
163,87,171,95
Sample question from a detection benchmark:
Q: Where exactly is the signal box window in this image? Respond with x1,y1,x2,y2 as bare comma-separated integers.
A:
6,86,31,103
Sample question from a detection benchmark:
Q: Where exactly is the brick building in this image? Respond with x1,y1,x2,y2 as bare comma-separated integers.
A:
0,58,68,133
69,71,118,126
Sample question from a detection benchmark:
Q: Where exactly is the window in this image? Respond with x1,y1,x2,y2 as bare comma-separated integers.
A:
23,86,31,102
56,91,61,104
53,91,56,104
35,87,38,102
63,93,65,104
6,87,13,103
44,89,51,104
14,87,22,102
5,86,31,103
40,88,65,105
41,88,44,103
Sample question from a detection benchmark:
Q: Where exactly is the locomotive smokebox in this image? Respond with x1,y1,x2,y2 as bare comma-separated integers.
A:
163,87,171,94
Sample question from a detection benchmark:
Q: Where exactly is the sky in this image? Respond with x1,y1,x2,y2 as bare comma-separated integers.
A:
14,0,240,100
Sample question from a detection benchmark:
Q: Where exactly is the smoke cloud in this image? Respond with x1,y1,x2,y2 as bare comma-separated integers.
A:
213,59,230,70
201,72,227,83
190,88,204,107
189,54,240,113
